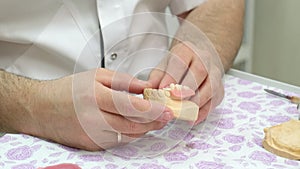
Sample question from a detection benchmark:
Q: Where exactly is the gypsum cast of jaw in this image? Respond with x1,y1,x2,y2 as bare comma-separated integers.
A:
143,83,199,122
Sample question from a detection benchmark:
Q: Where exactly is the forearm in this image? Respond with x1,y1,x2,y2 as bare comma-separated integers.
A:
183,0,245,71
0,69,41,133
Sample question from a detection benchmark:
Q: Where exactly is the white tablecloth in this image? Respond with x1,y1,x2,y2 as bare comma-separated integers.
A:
1,74,300,169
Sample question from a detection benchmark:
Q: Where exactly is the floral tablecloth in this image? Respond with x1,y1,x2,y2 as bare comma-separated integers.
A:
1,74,300,169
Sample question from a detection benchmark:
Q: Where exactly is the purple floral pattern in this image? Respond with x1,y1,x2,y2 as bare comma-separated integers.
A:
11,164,35,169
223,134,245,144
195,161,225,169
185,141,212,150
238,91,257,98
211,118,235,129
79,154,104,162
0,135,14,143
150,142,167,152
164,152,188,161
6,146,33,160
139,163,167,169
168,127,187,140
111,146,138,159
249,151,277,165
238,102,262,113
1,75,299,169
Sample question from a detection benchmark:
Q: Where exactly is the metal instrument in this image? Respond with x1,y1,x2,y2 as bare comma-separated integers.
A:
264,89,300,104
264,89,300,120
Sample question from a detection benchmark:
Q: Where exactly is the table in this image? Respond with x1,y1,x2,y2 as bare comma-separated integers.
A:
1,69,300,169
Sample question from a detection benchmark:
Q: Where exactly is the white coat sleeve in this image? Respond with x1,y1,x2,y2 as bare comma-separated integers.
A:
169,0,206,15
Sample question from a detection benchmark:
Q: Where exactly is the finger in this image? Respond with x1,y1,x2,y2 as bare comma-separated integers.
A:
180,57,208,91
194,89,223,126
159,43,194,88
190,77,213,108
96,130,137,149
193,79,224,125
148,68,164,89
95,85,174,123
209,69,225,107
194,99,212,125
201,67,224,107
169,85,196,100
123,133,146,139
148,56,169,89
96,68,152,94
100,131,149,149
211,80,225,108
102,112,167,134
158,59,187,88
112,93,175,123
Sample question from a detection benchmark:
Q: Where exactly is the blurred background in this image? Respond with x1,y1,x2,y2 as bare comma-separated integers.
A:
234,0,300,86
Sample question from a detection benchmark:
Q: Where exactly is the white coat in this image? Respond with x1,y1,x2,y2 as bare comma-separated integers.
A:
0,0,204,80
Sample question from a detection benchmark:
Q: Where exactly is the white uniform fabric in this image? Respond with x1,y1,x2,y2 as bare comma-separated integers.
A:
0,0,205,80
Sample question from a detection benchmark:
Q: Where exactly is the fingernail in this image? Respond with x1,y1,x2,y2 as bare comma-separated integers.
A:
162,112,173,121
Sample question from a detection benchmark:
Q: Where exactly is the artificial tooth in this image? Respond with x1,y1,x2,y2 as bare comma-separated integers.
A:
158,89,165,97
170,83,175,89
143,86,199,122
163,87,171,91
165,90,171,97
144,89,150,96
151,89,158,97
175,84,182,90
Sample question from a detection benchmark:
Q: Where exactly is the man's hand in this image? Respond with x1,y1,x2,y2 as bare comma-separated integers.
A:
0,69,174,151
148,42,224,124
148,0,244,124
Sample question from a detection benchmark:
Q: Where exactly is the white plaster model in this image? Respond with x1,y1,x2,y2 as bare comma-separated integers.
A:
263,119,300,160
143,83,199,121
